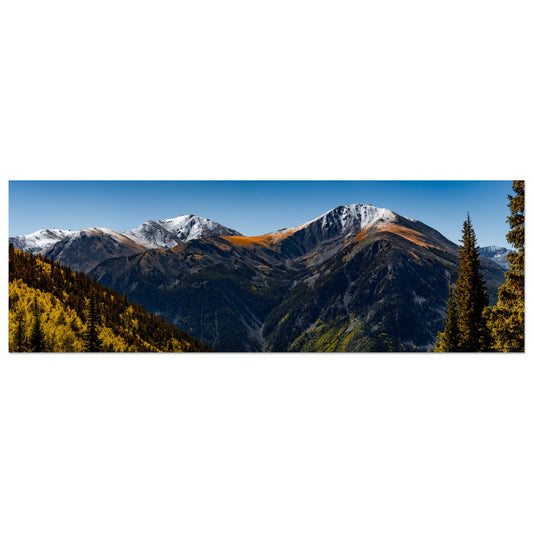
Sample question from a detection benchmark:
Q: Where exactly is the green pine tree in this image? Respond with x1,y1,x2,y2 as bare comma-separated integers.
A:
484,180,524,351
433,283,459,352
83,293,103,352
455,214,492,351
435,214,491,352
29,297,45,352
10,312,27,352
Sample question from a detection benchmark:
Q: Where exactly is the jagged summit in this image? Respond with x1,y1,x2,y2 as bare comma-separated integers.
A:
275,204,398,235
479,245,511,270
9,226,136,254
269,204,401,246
123,214,241,249
11,214,242,255
9,228,76,254
9,205,405,257
481,245,509,254
314,203,399,231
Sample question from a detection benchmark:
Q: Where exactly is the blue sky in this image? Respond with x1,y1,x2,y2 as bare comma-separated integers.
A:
9,180,513,247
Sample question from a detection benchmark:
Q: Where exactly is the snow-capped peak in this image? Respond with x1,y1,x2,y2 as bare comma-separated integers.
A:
64,227,139,242
10,215,242,256
481,245,508,254
123,214,241,249
9,228,77,254
479,245,512,270
326,204,397,231
274,203,398,239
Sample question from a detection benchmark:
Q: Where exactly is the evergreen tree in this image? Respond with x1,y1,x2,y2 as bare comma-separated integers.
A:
15,314,26,352
8,242,15,267
83,293,103,352
29,297,45,352
433,283,459,352
9,312,27,352
9,247,211,352
435,214,491,351
455,214,491,351
485,180,525,351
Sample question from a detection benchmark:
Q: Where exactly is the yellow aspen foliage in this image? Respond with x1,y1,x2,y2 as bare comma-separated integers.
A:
9,246,211,352
99,326,130,352
9,279,85,352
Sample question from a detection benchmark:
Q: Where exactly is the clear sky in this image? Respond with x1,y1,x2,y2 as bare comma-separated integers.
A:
9,180,514,248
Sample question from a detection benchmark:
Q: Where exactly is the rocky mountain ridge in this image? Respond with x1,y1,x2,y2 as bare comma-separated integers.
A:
10,215,241,270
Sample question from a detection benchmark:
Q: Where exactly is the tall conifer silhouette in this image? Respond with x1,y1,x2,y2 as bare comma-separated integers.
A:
433,283,459,352
83,293,102,352
455,214,491,351
435,214,491,351
29,297,45,352
485,180,525,351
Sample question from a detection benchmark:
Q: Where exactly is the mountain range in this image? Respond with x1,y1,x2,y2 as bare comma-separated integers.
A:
10,205,507,352
10,215,241,272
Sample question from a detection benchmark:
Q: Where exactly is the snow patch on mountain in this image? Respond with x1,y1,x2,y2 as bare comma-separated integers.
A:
63,227,139,243
9,229,77,254
273,203,398,240
124,215,241,249
11,215,241,256
160,215,241,241
479,246,511,270
331,204,398,232
123,221,181,249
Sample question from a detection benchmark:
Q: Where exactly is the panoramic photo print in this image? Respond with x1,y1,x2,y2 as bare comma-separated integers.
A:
8,180,524,353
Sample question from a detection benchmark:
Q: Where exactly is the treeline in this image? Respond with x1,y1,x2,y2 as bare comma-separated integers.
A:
434,180,524,352
8,246,212,352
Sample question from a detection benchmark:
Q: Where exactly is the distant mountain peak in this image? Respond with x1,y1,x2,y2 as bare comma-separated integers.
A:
10,215,242,260
123,214,241,249
479,245,512,270
481,245,508,253
9,228,76,254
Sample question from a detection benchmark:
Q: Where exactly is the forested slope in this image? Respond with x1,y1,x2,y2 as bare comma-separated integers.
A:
8,245,211,352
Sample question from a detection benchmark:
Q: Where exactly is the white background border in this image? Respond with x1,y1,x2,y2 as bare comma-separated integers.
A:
1,1,532,532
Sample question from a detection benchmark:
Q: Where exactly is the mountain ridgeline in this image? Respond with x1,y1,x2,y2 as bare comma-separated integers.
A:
11,205,507,352
10,215,242,272
8,246,211,352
